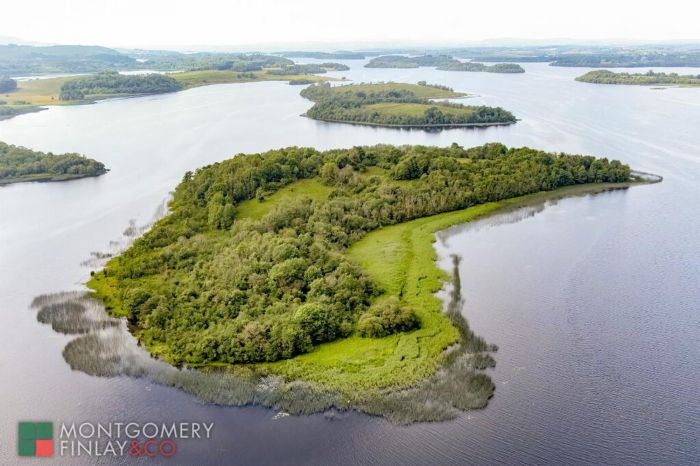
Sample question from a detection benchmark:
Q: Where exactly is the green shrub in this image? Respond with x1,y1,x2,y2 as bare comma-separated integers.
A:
357,299,419,338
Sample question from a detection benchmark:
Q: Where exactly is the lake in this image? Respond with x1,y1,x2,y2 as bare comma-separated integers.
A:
0,61,698,465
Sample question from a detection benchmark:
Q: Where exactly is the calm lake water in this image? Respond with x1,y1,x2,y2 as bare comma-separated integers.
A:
0,61,698,465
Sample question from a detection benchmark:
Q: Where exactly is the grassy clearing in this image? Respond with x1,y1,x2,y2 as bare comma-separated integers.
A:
236,178,334,221
2,77,71,105
363,102,477,118
327,82,465,99
171,69,334,89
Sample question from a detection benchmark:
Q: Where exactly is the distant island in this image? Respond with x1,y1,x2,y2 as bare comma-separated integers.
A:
365,55,524,73
0,141,107,185
266,62,349,75
300,82,516,128
88,143,634,423
365,55,456,68
576,70,700,86
436,62,524,73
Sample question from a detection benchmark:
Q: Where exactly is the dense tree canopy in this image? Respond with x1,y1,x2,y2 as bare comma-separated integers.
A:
94,144,630,366
59,72,183,100
268,63,349,75
0,141,106,184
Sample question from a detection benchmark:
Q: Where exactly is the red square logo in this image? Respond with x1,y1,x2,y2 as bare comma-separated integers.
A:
35,439,53,457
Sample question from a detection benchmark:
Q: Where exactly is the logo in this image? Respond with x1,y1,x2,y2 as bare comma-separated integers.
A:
18,422,54,457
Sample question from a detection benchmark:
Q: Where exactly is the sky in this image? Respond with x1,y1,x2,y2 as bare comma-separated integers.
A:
3,0,700,49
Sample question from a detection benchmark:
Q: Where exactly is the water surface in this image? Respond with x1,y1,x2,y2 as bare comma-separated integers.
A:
0,61,698,465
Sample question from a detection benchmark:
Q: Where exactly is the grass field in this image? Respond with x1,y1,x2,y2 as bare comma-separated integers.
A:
363,102,477,118
1,77,71,105
326,82,465,99
171,69,335,88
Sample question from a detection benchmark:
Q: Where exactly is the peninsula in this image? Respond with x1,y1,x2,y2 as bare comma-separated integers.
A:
89,143,634,422
0,141,107,185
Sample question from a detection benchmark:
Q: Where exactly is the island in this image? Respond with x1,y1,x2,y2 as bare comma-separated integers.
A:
267,63,349,74
575,70,700,87
436,62,525,73
0,141,107,185
365,55,524,73
88,143,634,423
300,81,516,128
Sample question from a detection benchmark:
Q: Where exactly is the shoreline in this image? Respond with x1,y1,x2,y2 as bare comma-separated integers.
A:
0,170,108,187
301,114,516,129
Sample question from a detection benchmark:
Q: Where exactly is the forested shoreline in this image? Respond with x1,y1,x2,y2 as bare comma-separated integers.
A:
59,72,183,100
90,143,630,368
0,141,107,185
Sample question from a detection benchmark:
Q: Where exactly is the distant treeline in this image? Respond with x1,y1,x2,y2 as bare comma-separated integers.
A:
281,51,365,59
0,77,17,92
365,55,456,68
0,141,106,184
365,55,524,73
0,44,135,75
576,70,700,86
552,53,700,67
268,63,349,75
437,62,524,73
59,72,182,100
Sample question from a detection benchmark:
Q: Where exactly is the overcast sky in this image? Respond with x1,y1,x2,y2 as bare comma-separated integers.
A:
3,0,699,49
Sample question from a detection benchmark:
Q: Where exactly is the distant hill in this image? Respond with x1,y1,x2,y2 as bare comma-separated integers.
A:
0,44,135,76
